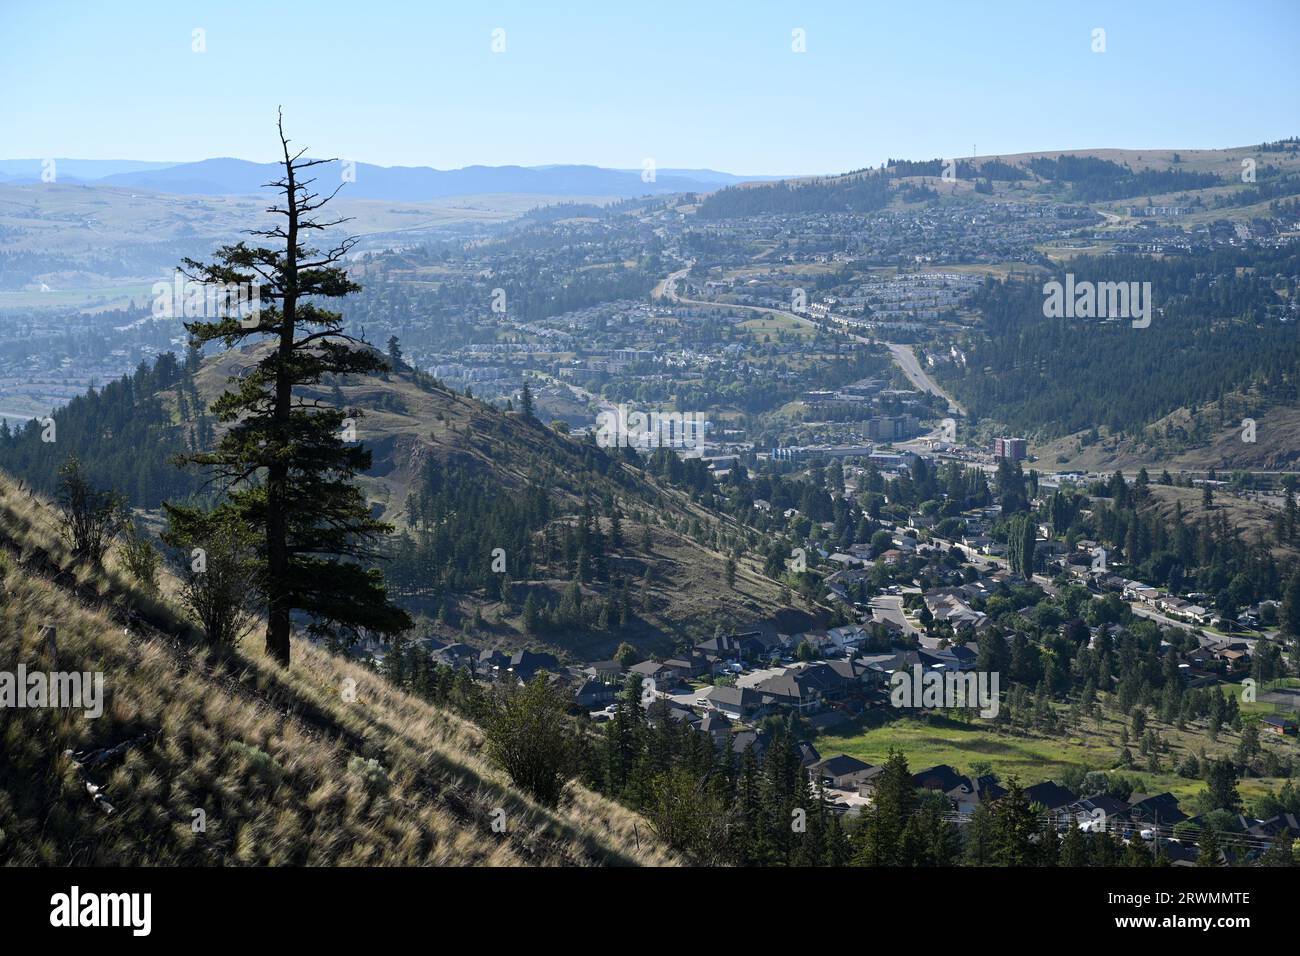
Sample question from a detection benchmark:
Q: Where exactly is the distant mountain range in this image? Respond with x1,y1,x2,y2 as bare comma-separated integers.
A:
0,157,790,199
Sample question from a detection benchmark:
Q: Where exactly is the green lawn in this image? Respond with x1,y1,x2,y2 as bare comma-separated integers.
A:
815,707,1298,808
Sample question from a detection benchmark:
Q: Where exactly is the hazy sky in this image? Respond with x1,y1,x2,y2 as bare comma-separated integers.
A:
3,0,1297,174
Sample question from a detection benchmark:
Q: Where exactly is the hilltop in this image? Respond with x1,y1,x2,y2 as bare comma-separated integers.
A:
699,141,1300,222
0,471,673,866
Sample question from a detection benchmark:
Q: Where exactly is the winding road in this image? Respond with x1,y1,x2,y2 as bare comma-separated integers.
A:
658,263,965,416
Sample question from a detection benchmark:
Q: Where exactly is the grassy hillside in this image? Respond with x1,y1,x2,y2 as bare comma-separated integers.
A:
186,346,804,657
1036,401,1300,474
0,473,674,866
1,343,804,659
751,143,1300,224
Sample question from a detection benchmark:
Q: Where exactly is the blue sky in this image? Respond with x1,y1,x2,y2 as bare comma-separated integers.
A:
3,0,1297,174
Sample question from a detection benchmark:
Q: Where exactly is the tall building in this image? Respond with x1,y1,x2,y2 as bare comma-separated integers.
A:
994,437,1028,461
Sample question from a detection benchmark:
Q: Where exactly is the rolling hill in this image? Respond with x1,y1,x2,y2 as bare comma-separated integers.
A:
699,141,1300,220
0,157,774,200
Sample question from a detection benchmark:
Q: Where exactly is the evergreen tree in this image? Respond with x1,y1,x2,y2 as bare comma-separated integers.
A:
1060,818,1088,867
851,750,914,866
1259,828,1296,867
991,778,1038,866
1280,570,1300,640
164,116,410,665
964,802,995,865
385,334,404,370
520,379,535,420
1196,826,1221,866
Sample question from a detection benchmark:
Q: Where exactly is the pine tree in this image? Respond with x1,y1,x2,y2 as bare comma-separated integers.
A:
385,334,403,371
964,802,995,865
1280,570,1300,639
851,749,914,866
1259,828,1295,867
1124,837,1153,866
1060,818,1087,867
522,591,541,633
164,115,410,665
992,778,1038,866
1196,826,1221,866
609,504,623,548
520,379,535,420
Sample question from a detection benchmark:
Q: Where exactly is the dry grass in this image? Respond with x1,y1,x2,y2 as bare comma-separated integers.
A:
0,475,674,867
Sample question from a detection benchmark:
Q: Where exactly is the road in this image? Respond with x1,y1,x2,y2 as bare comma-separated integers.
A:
657,263,965,417
868,594,923,638
883,342,964,416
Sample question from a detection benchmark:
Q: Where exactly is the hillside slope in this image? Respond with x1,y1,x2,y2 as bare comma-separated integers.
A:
0,343,804,659
0,473,673,866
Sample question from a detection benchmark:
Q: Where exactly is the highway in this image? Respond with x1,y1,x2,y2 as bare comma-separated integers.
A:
657,263,966,417
883,342,964,416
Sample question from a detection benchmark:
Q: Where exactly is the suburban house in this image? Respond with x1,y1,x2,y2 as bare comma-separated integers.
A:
477,648,511,677
432,642,477,669
694,631,770,665
911,764,969,794
628,659,674,684
1064,794,1132,830
809,754,876,790
917,645,977,672
1127,792,1188,826
698,685,766,720
827,624,870,651
697,713,734,746
924,588,988,633
583,660,624,683
1024,781,1079,812
663,654,708,680
912,765,1006,815
1261,715,1298,737
730,729,769,760
574,678,616,708
752,669,827,712
509,650,561,682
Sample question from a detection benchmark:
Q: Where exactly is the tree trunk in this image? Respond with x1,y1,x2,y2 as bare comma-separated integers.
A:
264,461,291,666
264,127,299,667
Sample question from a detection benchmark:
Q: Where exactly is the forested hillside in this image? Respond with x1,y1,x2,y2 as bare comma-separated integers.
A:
0,342,799,659
939,247,1300,454
0,348,210,507
1025,154,1222,201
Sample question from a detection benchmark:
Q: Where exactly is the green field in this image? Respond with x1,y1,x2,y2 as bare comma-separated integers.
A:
738,314,815,339
0,283,155,311
816,705,1298,808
